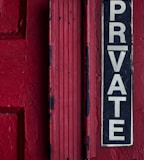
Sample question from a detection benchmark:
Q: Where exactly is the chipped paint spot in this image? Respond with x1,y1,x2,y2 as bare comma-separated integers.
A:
49,96,54,110
59,16,62,20
48,113,51,120
50,144,52,160
49,7,51,21
86,136,90,150
48,45,52,67
85,45,90,116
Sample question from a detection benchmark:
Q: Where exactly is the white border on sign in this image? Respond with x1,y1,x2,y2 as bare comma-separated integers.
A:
131,0,134,147
101,0,133,147
101,0,104,146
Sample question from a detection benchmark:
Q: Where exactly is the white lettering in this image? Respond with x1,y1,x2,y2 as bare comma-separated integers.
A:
107,45,128,51
110,0,126,21
109,119,125,141
109,22,126,43
108,96,126,117
107,74,127,95
108,51,126,72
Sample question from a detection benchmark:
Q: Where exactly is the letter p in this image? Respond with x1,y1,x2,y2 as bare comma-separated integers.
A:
110,0,126,21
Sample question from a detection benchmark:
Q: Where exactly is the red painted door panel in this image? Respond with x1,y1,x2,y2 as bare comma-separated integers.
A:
0,0,49,160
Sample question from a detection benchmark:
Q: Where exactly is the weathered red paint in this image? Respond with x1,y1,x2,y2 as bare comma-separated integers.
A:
88,0,144,160
0,0,49,159
81,0,98,159
0,108,24,160
50,0,143,159
49,0,81,159
0,0,26,39
1,0,144,159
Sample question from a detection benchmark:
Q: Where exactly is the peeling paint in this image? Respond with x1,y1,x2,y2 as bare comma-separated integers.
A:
50,144,52,160
48,45,52,67
85,45,90,116
59,16,62,20
49,5,51,21
49,96,54,110
86,136,90,150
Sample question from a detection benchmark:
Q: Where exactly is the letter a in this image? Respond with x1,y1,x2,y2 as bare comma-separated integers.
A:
107,74,127,95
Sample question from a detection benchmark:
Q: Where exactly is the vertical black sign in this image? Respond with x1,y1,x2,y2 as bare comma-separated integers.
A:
102,0,133,146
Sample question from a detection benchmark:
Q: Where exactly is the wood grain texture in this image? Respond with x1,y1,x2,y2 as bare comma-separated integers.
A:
49,0,144,159
49,0,81,159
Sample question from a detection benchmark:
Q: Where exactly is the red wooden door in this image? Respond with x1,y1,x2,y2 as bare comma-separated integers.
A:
2,0,144,159
0,0,49,160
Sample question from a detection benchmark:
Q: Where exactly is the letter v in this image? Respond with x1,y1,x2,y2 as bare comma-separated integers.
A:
108,51,126,72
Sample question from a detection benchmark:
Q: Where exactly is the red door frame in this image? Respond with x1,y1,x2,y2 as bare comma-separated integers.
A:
49,0,144,159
